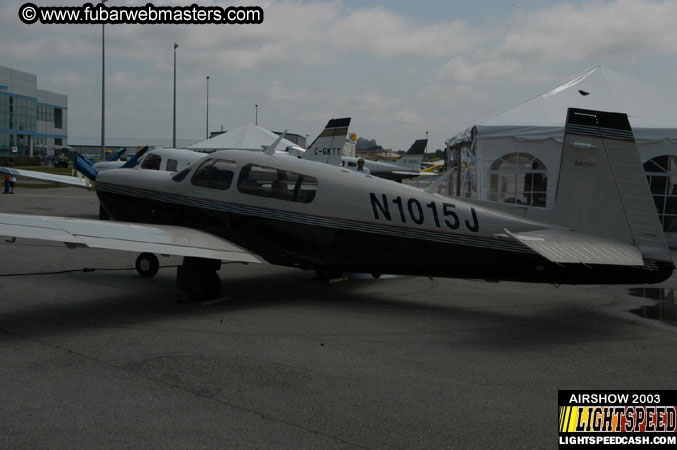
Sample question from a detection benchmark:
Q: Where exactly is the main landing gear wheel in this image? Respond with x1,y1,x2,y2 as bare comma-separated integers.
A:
136,252,159,278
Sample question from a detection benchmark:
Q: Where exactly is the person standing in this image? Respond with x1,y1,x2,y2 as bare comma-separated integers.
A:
5,163,16,194
356,158,371,174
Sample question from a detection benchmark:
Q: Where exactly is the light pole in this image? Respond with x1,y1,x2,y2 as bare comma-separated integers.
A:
205,75,210,139
255,104,258,126
101,0,108,158
173,42,178,148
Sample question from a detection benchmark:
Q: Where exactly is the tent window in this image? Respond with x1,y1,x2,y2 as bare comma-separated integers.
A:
488,153,548,207
644,155,677,232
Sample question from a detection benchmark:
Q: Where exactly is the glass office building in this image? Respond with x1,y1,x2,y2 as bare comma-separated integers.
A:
0,65,67,157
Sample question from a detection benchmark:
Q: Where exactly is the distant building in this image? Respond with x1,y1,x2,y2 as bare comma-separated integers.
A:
273,131,306,148
0,65,67,157
356,148,396,161
68,137,202,160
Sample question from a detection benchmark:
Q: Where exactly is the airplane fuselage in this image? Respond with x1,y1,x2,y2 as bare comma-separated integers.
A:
340,156,421,181
95,150,672,284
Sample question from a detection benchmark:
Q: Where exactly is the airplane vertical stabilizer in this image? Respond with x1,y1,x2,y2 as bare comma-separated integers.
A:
539,108,671,263
303,118,351,166
395,139,427,171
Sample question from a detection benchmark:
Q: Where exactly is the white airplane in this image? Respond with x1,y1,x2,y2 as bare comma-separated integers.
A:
193,118,351,166
341,139,431,181
82,119,351,178
194,119,433,182
0,108,673,301
88,147,204,173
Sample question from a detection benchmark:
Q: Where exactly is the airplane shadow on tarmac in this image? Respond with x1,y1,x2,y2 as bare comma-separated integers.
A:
0,264,625,350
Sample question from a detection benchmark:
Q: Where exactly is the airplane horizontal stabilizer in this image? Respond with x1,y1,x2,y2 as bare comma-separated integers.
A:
0,213,264,264
503,228,644,266
392,170,436,177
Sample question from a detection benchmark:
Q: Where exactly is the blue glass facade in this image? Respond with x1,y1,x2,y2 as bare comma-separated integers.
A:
0,66,67,157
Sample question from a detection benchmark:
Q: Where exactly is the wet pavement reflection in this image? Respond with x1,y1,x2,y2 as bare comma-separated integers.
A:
628,288,677,325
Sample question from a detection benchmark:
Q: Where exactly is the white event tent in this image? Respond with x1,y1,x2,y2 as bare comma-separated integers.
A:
447,66,677,242
190,123,300,152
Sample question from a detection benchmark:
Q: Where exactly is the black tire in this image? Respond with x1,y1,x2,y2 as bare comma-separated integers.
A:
136,252,159,278
189,270,221,301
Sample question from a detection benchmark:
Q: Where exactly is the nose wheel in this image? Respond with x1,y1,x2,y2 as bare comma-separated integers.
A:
135,252,159,277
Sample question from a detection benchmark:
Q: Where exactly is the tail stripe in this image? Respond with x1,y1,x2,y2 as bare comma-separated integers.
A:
566,124,635,141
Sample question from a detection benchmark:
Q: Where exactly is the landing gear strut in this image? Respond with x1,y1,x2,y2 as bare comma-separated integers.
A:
99,205,110,221
176,257,222,301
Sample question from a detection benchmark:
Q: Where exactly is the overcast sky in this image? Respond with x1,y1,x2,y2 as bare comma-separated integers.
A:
3,0,677,150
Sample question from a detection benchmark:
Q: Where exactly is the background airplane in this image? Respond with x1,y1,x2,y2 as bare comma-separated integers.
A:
341,139,431,181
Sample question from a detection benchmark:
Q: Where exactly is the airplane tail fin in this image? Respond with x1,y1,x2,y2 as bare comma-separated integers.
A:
539,107,671,263
264,131,286,156
69,150,99,182
303,118,351,165
120,146,149,169
107,148,126,162
394,139,427,171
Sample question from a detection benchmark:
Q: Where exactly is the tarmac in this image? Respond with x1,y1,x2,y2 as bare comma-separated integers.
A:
1,186,676,449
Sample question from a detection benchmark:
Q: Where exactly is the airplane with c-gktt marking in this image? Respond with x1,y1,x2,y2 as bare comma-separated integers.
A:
341,139,431,181
0,108,672,301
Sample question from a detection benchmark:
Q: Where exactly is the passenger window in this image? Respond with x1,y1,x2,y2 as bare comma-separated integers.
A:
141,154,162,170
348,161,356,168
237,164,317,203
191,159,236,190
166,158,178,172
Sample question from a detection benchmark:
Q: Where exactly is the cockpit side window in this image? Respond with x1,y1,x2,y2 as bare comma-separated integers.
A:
237,163,317,203
141,154,162,170
190,159,236,190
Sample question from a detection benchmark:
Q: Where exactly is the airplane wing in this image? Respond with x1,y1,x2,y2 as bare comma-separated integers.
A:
502,228,644,266
0,213,264,264
0,167,90,188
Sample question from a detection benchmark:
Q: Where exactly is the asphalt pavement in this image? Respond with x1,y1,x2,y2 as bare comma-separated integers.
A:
1,187,676,449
